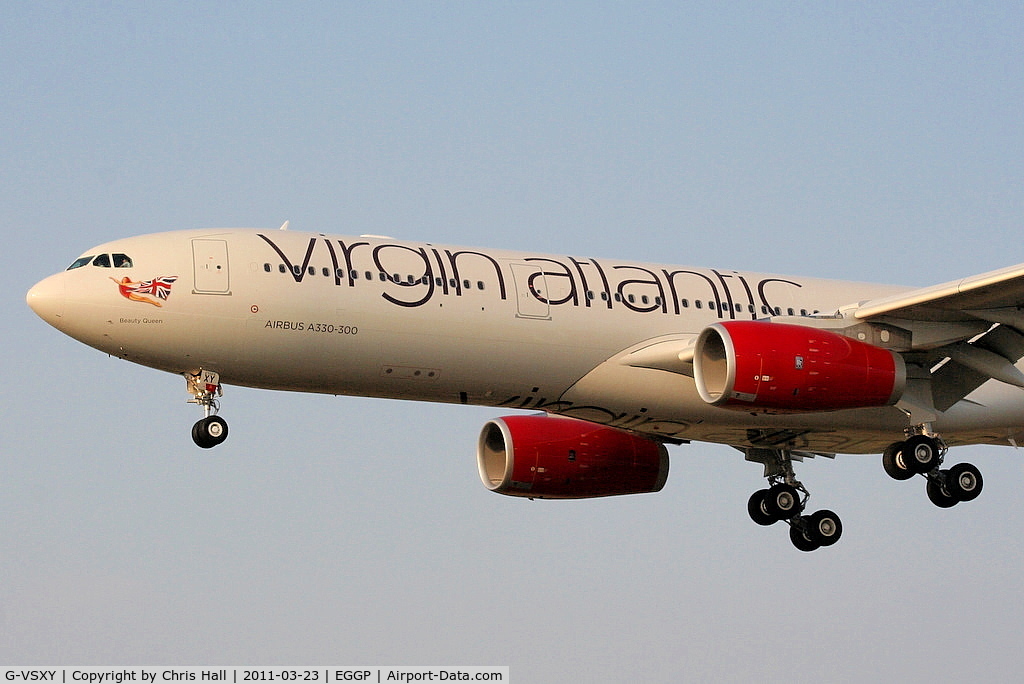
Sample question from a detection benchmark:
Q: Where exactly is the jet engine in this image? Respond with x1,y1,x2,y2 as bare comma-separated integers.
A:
477,414,670,499
693,321,905,412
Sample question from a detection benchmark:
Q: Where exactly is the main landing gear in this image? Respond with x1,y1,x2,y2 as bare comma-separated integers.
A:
746,449,843,552
186,369,229,449
881,430,983,508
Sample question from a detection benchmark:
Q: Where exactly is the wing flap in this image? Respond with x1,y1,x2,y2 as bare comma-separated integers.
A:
931,324,1024,410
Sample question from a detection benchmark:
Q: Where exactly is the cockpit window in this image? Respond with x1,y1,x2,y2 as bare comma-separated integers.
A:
66,256,94,270
65,252,133,270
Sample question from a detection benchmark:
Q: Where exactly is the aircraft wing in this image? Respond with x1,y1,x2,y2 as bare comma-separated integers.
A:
852,261,1024,412
853,262,1024,326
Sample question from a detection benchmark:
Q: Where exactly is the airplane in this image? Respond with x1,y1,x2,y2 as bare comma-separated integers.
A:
26,224,1024,551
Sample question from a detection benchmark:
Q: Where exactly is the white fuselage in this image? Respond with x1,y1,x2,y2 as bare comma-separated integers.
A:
26,228,1024,454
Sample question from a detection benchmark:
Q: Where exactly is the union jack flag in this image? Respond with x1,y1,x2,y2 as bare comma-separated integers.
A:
127,276,178,299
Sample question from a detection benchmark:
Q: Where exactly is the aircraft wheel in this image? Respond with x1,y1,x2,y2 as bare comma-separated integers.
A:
882,443,914,481
926,476,958,508
790,520,821,552
902,435,941,474
747,489,776,526
807,509,843,547
763,483,801,521
192,415,228,448
947,462,983,502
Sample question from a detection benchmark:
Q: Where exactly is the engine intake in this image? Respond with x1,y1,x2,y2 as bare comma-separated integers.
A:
693,321,905,412
477,414,670,499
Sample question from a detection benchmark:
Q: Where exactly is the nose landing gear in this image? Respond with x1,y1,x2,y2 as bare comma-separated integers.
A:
186,370,228,448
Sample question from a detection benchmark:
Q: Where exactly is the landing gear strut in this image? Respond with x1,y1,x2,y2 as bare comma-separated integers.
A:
881,428,983,508
186,370,228,449
745,449,843,552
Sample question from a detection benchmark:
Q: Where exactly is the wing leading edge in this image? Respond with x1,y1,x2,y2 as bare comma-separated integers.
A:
853,261,1024,326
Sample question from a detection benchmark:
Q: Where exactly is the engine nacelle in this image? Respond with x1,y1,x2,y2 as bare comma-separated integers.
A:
693,321,906,412
477,414,670,499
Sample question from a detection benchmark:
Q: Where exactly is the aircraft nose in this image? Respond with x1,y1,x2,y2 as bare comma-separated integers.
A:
27,273,66,328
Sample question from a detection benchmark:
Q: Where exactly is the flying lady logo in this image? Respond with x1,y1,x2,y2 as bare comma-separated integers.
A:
110,275,179,307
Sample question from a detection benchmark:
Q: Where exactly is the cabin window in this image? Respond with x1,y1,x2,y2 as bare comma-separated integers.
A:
322,267,330,277
477,281,485,290
787,308,795,316
279,264,287,274
264,263,272,272
67,256,94,270
695,300,702,309
600,292,609,301
681,299,689,308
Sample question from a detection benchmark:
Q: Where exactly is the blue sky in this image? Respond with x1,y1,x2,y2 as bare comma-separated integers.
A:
4,2,1024,680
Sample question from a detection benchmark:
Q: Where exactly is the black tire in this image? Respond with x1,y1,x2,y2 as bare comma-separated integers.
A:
901,435,940,474
947,462,983,502
763,483,801,520
882,443,915,481
747,489,776,526
790,520,821,552
926,476,959,508
192,415,228,448
807,509,843,547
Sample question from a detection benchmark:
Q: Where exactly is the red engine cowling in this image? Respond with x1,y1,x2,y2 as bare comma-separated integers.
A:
693,321,906,412
477,415,670,499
